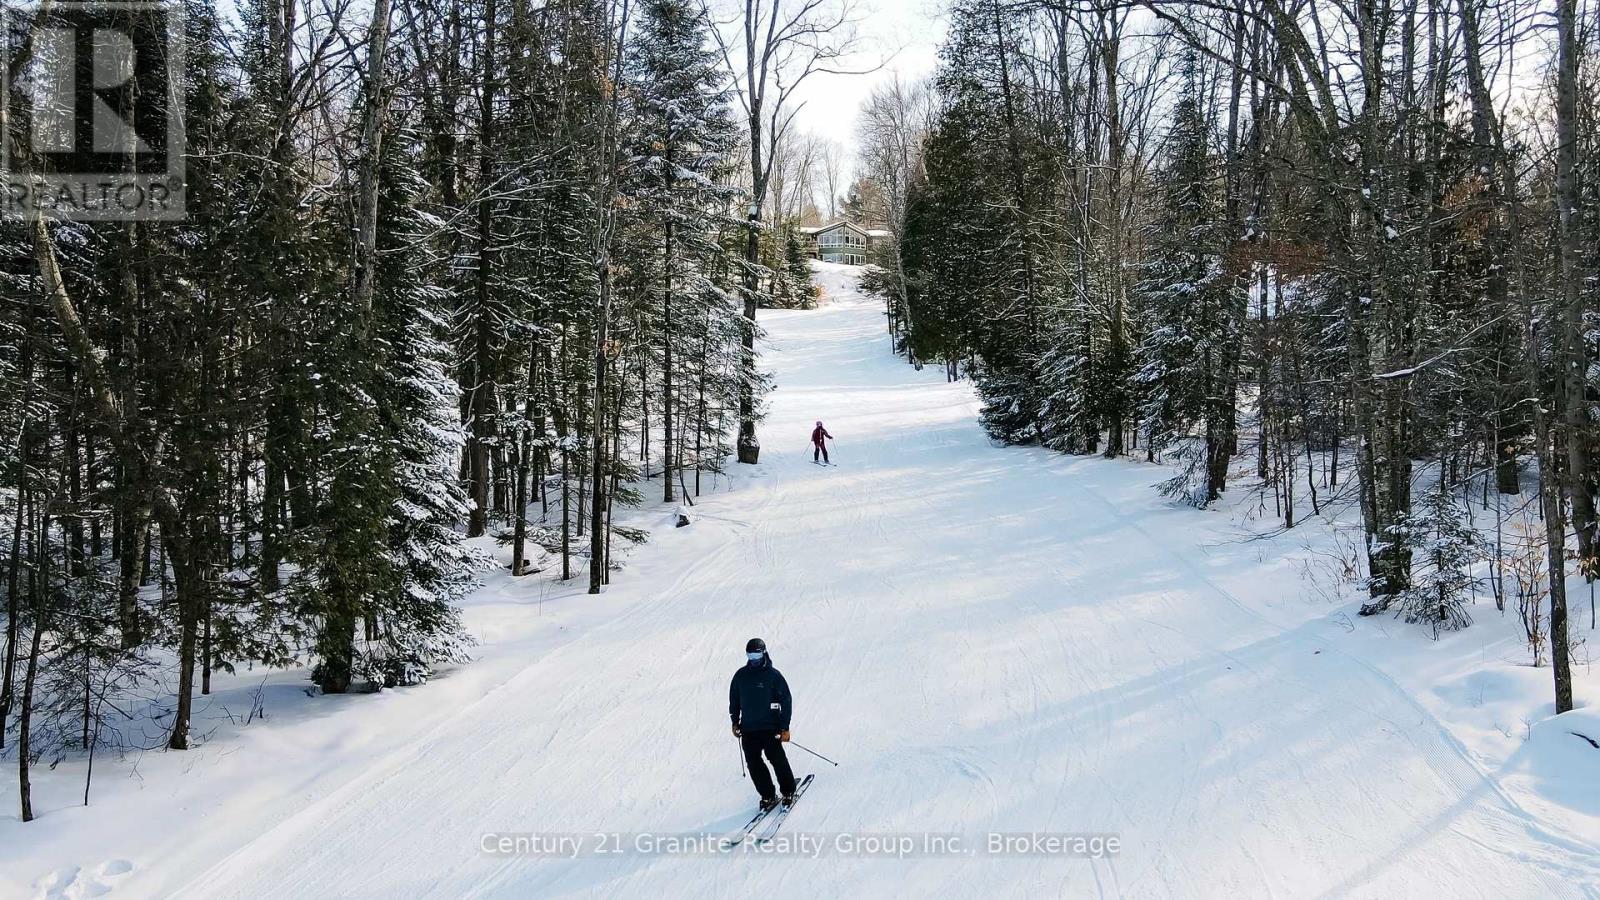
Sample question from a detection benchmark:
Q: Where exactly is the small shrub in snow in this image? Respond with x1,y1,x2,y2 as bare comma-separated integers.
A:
1153,438,1211,508
1394,487,1485,636
1504,517,1550,666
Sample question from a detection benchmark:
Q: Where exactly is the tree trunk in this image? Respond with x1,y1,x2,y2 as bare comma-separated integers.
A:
1458,0,1522,497
349,0,393,323
1100,11,1127,457
561,448,571,581
512,350,537,576
589,270,611,595
167,531,204,747
1550,0,1581,713
17,606,42,822
663,203,677,503
467,0,499,538
738,73,764,465
1,337,33,750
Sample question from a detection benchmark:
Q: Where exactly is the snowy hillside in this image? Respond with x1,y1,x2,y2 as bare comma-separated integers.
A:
808,259,864,305
5,263,1599,899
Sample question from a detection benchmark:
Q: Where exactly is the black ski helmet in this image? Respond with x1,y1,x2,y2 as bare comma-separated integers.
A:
746,638,766,654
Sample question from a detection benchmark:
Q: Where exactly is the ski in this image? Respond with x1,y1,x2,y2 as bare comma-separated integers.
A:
752,773,814,845
722,803,780,849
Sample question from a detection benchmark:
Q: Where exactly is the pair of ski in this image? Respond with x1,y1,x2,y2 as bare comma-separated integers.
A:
723,774,814,848
811,461,836,467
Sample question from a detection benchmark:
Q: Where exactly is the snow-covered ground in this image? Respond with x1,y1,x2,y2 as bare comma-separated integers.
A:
5,260,1598,899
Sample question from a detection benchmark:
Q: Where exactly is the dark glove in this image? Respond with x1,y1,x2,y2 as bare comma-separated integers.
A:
732,724,742,738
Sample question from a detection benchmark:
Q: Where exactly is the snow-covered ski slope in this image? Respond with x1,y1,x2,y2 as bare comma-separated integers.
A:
27,262,1600,898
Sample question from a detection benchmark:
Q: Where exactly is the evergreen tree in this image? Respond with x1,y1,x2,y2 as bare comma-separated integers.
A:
771,223,817,309
1396,484,1485,636
625,0,743,501
1134,58,1233,505
369,138,488,683
899,0,1058,434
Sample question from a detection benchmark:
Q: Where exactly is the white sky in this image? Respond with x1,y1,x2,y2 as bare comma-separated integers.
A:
783,0,944,158
232,0,943,181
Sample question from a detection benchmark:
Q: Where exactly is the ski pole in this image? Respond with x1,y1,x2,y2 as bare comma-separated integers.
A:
738,736,746,778
789,740,839,767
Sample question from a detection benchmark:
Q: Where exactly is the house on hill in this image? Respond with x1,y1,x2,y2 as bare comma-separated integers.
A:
797,220,890,266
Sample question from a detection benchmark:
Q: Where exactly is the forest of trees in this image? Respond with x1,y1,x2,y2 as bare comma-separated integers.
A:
859,0,1599,714
0,0,851,819
7,0,1595,828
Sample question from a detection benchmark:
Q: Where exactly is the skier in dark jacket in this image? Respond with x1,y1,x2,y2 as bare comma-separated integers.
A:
730,638,797,810
811,421,832,463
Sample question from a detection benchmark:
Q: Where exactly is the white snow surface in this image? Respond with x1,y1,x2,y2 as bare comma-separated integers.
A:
6,261,1600,899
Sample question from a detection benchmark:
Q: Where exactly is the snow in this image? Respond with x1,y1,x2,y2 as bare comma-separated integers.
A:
6,265,1600,898
808,259,863,304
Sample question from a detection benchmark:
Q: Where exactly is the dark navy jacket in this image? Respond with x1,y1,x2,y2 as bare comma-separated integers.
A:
729,655,792,732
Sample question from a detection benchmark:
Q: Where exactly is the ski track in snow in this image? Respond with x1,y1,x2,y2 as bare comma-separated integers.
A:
136,264,1600,899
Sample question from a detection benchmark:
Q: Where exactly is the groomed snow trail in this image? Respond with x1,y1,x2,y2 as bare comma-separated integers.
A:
178,265,1598,900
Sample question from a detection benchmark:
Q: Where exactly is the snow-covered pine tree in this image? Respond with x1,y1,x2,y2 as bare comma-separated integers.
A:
305,124,485,692
368,136,488,684
231,0,331,604
898,100,987,383
902,0,1059,443
298,3,404,692
676,229,749,495
1134,54,1231,505
494,0,610,579
1395,481,1484,636
780,224,818,309
625,0,743,500
1038,307,1107,455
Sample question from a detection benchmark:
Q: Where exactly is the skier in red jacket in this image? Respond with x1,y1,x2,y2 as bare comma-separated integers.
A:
811,421,832,464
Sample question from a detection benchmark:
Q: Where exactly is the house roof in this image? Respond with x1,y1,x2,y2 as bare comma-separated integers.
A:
795,220,891,240
813,220,867,237
805,219,887,238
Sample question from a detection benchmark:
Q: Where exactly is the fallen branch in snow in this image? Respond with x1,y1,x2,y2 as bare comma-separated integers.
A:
1569,731,1600,749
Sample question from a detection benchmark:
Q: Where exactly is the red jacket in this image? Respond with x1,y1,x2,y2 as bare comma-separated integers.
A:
811,425,832,447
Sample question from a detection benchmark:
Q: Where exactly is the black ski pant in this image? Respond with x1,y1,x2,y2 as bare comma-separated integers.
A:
813,443,829,463
741,729,797,801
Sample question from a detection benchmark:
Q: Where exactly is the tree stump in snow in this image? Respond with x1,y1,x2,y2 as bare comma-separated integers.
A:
737,434,761,464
